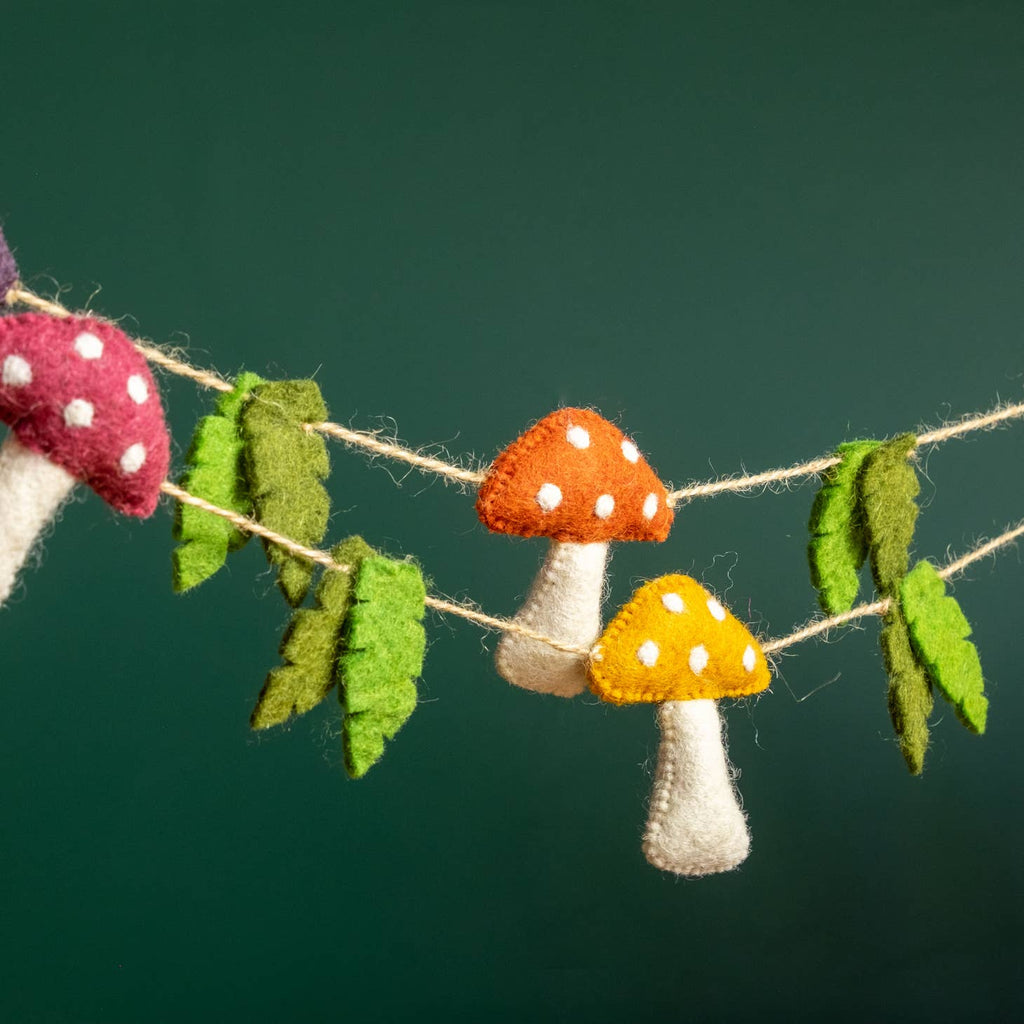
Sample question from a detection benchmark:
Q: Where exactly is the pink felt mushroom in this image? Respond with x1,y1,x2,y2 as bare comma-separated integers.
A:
0,313,170,603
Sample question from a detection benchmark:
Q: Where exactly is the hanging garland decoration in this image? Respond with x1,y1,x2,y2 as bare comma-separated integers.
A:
1,225,1022,879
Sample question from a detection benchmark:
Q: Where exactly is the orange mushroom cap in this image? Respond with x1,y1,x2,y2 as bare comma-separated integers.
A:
588,575,771,705
476,408,673,543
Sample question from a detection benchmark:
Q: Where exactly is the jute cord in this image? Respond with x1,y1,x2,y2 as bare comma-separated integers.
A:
162,480,1024,661
10,285,1024,499
10,285,1023,663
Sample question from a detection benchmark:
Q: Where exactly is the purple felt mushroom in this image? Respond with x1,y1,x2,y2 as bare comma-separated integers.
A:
0,313,170,603
0,227,17,304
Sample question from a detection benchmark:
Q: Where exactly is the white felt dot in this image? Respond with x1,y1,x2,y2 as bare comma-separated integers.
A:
536,482,562,512
621,439,640,463
120,443,146,474
73,332,104,360
742,645,757,673
707,598,727,621
566,425,590,449
636,640,660,667
2,354,32,386
689,644,709,675
127,374,149,404
63,399,94,428
661,592,685,614
642,493,659,520
594,493,615,519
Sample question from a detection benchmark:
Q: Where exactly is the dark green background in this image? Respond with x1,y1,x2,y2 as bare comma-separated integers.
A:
2,3,1022,1021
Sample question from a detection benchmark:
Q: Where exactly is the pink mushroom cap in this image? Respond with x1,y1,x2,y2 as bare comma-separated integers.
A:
0,313,170,517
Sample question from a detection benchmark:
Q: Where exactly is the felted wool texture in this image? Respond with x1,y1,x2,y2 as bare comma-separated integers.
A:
476,407,674,544
240,379,330,607
901,560,988,734
0,433,77,605
807,439,881,614
589,574,771,705
251,536,376,730
643,699,751,877
858,433,920,596
0,314,169,516
173,372,263,593
881,608,934,775
495,540,607,697
0,227,17,301
338,554,426,779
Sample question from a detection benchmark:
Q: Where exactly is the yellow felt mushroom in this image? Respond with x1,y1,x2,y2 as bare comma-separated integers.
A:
588,574,771,877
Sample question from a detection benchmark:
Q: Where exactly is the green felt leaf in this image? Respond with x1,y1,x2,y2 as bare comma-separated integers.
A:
901,561,988,734
807,439,881,614
338,555,427,779
858,433,920,597
172,372,264,592
880,608,934,775
250,536,376,731
859,434,932,772
240,379,331,607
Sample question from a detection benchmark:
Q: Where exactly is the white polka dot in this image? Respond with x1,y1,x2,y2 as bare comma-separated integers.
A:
566,425,590,449
127,375,149,404
689,645,709,675
642,493,659,520
73,332,104,360
594,493,615,519
621,439,640,463
2,354,32,386
742,645,757,673
707,598,727,621
636,640,660,667
661,592,685,614
120,443,146,474
63,399,94,428
536,482,562,512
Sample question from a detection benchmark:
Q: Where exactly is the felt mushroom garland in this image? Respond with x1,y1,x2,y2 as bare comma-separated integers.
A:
589,575,771,876
0,313,169,603
476,408,673,696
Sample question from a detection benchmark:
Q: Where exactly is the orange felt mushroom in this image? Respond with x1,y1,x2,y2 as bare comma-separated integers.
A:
477,408,673,697
588,574,771,876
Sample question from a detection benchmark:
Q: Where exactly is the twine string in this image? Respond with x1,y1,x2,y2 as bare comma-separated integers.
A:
11,285,1024,501
162,479,1023,660
306,422,488,486
10,286,481,481
11,285,1024,661
162,480,587,656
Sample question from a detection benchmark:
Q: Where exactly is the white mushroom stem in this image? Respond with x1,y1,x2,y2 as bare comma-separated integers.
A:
643,699,751,877
0,433,77,606
495,540,608,697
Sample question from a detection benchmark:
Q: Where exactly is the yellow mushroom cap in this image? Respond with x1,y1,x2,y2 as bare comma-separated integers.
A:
588,574,771,705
